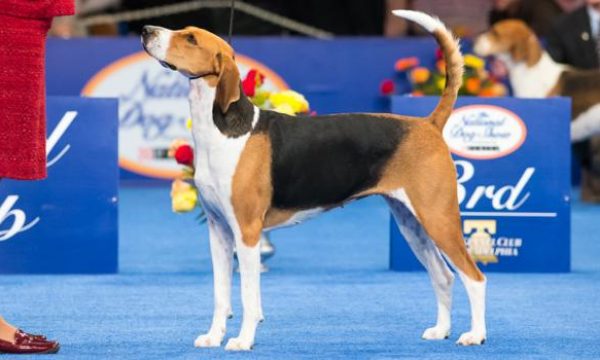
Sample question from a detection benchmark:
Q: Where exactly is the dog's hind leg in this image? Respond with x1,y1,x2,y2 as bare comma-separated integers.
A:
386,190,454,340
401,161,487,346
194,218,234,348
224,219,263,351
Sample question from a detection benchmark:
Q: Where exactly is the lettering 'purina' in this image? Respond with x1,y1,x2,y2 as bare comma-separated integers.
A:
0,111,77,242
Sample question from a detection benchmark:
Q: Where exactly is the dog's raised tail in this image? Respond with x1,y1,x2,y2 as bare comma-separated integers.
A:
392,10,463,131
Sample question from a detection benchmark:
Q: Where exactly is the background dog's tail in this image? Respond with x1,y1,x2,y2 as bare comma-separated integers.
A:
392,10,464,131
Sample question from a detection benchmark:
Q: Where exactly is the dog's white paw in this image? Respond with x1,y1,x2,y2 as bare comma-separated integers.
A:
225,337,253,351
422,325,450,340
194,333,223,348
456,331,486,346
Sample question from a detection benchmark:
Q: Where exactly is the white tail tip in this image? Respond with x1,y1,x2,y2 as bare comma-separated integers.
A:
392,10,444,33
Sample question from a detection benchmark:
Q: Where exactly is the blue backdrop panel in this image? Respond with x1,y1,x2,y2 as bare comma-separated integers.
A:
0,97,119,274
46,37,449,114
389,97,571,273
46,37,452,181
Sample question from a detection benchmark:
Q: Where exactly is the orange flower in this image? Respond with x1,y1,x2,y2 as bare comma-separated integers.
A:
465,77,481,94
395,57,419,72
410,67,430,84
436,60,446,75
479,87,496,97
491,83,508,96
479,83,508,97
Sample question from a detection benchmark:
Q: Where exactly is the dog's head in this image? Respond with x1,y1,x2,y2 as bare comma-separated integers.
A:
473,20,542,67
141,25,240,113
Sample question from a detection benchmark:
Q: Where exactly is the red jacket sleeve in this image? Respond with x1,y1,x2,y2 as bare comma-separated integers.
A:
0,0,75,19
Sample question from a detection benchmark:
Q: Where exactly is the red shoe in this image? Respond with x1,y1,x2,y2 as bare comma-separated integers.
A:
0,330,60,354
18,329,46,341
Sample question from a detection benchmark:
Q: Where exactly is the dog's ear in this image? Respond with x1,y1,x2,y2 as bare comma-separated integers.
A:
215,52,240,114
524,34,541,66
510,32,540,66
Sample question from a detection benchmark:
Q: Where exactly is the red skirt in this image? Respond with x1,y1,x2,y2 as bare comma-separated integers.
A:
0,1,74,180
0,15,52,180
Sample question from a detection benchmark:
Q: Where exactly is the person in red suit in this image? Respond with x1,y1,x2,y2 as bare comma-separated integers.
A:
0,0,74,354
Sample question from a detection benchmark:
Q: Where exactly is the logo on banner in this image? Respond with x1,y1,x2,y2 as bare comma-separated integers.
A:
444,105,527,159
81,51,289,179
463,219,523,264
0,111,77,242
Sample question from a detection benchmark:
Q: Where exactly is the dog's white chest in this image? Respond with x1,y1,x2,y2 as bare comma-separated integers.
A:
188,79,256,219
509,52,565,98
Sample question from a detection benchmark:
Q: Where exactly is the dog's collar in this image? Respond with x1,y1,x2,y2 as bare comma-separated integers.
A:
159,61,218,80
188,71,219,80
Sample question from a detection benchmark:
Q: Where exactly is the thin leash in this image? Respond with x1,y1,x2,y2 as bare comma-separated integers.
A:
187,1,235,80
227,0,235,45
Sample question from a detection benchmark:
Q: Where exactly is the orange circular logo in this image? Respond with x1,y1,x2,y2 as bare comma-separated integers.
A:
82,51,288,179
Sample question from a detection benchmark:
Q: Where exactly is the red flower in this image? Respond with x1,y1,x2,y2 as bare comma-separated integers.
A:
174,145,194,166
380,79,395,95
435,47,443,60
241,69,266,97
242,75,256,97
252,69,265,86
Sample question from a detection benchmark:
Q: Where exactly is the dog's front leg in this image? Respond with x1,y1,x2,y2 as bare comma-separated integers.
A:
225,225,262,351
194,218,234,348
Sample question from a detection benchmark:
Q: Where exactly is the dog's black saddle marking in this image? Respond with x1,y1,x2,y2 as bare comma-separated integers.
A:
256,111,407,210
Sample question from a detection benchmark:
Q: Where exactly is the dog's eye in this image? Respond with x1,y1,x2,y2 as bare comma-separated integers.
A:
186,34,197,45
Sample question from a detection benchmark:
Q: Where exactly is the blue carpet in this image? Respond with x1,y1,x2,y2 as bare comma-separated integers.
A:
1,186,599,359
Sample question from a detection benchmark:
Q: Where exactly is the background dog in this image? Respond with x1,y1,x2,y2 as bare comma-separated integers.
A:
142,10,487,351
474,19,600,201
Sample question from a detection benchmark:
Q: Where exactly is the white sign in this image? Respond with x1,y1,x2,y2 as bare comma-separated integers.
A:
82,52,288,179
443,105,527,159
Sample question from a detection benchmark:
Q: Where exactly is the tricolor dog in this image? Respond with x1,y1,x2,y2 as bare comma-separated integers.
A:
474,19,600,142
142,10,487,351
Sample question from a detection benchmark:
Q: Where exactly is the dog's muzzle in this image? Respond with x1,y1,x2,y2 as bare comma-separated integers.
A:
141,25,159,44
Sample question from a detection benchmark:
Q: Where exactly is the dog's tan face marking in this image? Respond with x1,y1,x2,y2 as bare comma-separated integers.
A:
164,27,230,81
142,26,241,113
474,20,541,66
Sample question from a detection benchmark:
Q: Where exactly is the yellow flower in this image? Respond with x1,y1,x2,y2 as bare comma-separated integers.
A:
464,54,485,69
273,103,295,115
269,90,309,114
171,179,198,212
186,118,193,130
436,77,446,90
252,89,271,107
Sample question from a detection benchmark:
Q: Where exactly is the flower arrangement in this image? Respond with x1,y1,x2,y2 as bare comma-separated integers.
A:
169,69,311,215
242,69,311,115
168,136,205,216
380,50,508,97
